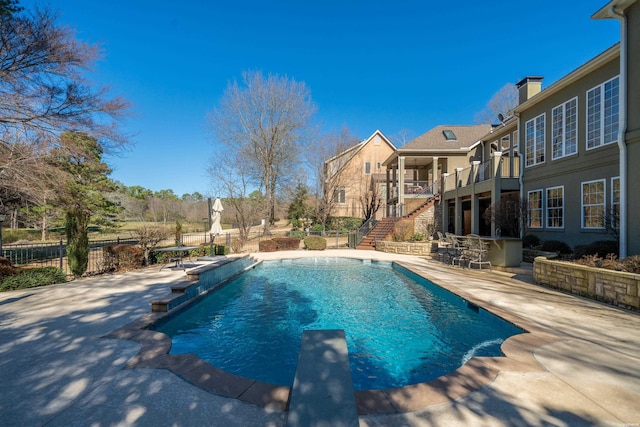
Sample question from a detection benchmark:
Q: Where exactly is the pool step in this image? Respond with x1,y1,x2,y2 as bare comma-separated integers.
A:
286,330,359,427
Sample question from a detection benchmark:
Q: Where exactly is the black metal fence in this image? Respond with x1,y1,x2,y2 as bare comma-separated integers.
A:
2,229,354,276
2,237,138,276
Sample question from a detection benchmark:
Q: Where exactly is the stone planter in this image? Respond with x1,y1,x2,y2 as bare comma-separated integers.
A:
375,240,437,256
534,256,640,310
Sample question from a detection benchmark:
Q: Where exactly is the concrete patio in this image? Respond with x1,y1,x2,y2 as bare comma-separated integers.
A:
0,250,638,426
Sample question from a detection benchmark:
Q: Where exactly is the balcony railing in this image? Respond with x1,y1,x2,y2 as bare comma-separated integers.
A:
443,156,520,192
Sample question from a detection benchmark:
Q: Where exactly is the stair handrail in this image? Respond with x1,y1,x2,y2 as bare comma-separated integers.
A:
350,216,379,248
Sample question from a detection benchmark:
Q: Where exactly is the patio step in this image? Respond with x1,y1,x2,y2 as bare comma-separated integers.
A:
286,330,358,427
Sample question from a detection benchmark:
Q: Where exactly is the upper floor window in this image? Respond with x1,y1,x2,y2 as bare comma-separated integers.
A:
364,162,371,175
333,187,346,204
528,189,543,229
501,134,510,151
525,114,545,167
512,131,518,153
582,179,605,228
546,186,564,228
552,98,577,159
587,76,619,150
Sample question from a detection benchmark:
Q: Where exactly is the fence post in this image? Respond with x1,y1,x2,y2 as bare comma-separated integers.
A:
59,238,63,270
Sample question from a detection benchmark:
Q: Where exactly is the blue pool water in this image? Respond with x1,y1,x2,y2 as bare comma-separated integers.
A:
154,258,523,390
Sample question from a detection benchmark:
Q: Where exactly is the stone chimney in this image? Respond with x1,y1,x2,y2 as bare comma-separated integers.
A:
516,76,544,104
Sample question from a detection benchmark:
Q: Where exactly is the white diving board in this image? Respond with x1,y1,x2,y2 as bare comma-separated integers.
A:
286,330,359,427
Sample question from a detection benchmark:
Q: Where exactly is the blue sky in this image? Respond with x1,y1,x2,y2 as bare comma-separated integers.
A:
23,1,619,197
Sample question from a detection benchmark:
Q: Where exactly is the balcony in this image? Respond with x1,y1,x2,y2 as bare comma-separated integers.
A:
443,155,520,194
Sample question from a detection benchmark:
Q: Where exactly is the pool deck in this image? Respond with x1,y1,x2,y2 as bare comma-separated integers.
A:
0,249,639,426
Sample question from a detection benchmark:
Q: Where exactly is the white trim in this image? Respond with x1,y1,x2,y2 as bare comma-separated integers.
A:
551,97,578,160
586,75,620,151
545,186,564,229
581,179,606,229
525,113,546,167
528,189,543,229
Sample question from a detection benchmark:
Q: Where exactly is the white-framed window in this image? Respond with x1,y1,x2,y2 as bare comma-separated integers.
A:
513,131,519,152
582,179,605,228
528,189,543,229
333,186,346,204
546,186,564,228
611,176,620,229
364,162,371,175
525,113,545,167
587,76,619,150
552,97,578,159
501,134,510,151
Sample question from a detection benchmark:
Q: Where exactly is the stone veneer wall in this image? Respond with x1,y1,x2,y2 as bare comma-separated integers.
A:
376,241,437,256
533,256,640,310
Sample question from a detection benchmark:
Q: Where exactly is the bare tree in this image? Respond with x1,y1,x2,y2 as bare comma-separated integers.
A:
306,127,360,231
474,83,518,124
207,71,315,233
360,175,383,222
208,152,263,242
0,6,129,209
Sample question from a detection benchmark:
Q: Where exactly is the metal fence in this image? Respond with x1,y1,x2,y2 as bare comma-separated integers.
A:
2,237,138,276
2,229,354,276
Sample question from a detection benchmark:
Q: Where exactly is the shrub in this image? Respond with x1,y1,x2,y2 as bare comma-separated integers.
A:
0,257,18,282
327,217,363,231
272,237,301,250
230,238,244,253
410,233,425,242
573,240,619,259
2,229,37,243
540,240,572,255
311,224,324,232
621,255,640,274
103,244,144,272
0,267,67,291
214,245,230,255
391,220,414,242
304,235,327,250
259,239,277,252
288,230,306,239
522,234,541,249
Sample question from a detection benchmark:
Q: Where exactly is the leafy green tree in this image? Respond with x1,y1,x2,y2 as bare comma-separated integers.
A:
50,132,121,277
287,184,311,227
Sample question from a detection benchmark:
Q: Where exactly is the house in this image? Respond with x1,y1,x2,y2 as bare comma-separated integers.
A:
376,0,639,257
592,0,640,257
324,130,397,220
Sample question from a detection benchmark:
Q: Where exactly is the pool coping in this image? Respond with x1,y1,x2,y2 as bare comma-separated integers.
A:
105,255,562,415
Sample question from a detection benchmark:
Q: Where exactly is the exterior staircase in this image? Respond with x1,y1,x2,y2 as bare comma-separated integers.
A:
356,217,399,250
356,196,440,250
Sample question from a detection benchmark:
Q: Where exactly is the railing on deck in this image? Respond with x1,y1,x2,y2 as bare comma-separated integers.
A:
347,216,379,248
442,156,520,192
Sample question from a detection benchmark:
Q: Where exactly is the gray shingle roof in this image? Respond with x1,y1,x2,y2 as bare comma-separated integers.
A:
401,124,494,150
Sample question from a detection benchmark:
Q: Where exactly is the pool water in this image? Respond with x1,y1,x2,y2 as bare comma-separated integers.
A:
154,258,523,390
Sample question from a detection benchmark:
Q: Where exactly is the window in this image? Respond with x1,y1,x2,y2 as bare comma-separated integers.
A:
582,179,605,228
501,134,510,151
546,186,564,228
443,129,457,141
528,190,543,228
333,187,346,204
552,98,577,159
587,76,619,149
513,131,518,152
364,162,371,175
611,177,620,229
525,114,545,166
376,162,381,171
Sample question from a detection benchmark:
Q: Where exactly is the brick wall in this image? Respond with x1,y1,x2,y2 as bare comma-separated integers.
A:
533,256,639,310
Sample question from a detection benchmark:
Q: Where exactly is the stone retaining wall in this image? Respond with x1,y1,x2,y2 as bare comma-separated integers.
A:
376,241,437,256
533,256,640,310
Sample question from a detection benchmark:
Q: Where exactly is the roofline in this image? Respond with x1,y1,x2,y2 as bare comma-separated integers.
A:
592,0,637,18
514,44,620,114
324,129,396,167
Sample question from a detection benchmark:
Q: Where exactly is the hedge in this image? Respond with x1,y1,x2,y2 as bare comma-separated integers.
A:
0,267,67,291
304,236,326,250
103,244,144,272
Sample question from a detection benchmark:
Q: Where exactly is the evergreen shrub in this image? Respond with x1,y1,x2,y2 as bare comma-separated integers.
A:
304,235,326,250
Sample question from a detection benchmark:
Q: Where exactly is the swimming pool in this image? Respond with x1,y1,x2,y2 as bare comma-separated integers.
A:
154,258,523,390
